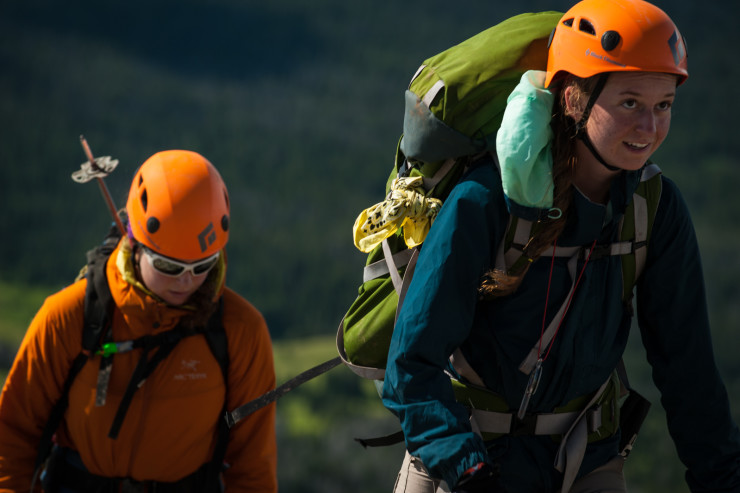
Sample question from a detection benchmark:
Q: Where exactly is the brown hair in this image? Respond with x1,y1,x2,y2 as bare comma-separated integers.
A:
478,75,597,299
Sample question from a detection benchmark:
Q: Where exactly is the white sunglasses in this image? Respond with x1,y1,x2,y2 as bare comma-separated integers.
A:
141,246,220,277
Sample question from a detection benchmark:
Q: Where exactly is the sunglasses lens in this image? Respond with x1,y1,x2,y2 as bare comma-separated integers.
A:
143,246,219,277
151,257,185,276
193,256,220,275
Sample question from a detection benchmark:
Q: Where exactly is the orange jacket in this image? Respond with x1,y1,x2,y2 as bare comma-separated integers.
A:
0,242,277,492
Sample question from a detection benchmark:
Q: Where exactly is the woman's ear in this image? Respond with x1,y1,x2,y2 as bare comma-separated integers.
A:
563,85,583,122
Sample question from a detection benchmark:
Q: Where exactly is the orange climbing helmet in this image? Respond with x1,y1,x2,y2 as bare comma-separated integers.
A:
544,0,688,88
126,150,230,260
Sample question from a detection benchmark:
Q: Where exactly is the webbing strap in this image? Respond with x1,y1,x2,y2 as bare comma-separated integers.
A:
33,353,89,475
519,253,579,375
336,323,386,380
471,407,601,436
554,377,612,493
421,158,456,191
498,218,580,271
366,154,455,286
632,193,649,277
382,239,404,294
408,64,426,86
513,218,533,249
354,430,405,448
450,349,486,387
396,248,420,323
422,80,445,108
108,334,184,439
339,247,420,382
363,249,414,283
225,356,343,428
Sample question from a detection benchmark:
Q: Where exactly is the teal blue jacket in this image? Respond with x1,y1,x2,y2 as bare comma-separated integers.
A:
382,159,740,491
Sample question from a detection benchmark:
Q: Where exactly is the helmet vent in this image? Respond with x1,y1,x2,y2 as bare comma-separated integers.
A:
578,19,596,36
140,190,148,212
221,214,229,232
562,18,574,28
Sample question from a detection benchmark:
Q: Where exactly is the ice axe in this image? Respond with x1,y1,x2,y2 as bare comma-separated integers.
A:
71,135,126,236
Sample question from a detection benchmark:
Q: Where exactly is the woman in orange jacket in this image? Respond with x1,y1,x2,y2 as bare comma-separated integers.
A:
0,150,277,492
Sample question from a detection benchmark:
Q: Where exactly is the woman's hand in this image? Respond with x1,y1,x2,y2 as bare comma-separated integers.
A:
452,463,506,493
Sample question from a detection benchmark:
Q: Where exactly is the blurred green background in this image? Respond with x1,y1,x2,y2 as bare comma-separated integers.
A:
2,1,739,491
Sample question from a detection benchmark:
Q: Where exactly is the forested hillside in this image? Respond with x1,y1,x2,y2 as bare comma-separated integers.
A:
2,1,740,491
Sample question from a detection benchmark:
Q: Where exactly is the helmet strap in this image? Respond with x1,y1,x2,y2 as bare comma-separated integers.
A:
574,74,621,172
578,132,620,172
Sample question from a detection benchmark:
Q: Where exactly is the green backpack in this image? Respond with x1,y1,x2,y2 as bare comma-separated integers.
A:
337,11,562,378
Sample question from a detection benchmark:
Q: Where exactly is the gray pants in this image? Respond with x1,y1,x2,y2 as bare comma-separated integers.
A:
392,451,627,493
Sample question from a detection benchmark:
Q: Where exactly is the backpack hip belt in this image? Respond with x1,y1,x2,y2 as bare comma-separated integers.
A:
450,373,620,444
452,372,620,493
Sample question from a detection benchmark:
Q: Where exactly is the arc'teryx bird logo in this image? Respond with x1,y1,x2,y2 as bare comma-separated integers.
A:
198,222,216,252
174,359,207,381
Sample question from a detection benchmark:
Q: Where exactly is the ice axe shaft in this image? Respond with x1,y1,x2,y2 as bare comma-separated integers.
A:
77,135,126,236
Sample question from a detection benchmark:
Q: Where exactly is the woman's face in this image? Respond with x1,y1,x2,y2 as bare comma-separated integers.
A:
570,71,677,172
138,250,210,306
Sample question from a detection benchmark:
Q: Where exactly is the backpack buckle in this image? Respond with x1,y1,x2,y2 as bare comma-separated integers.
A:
509,415,538,436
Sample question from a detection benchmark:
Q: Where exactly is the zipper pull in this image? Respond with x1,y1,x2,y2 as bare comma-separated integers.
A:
517,357,543,421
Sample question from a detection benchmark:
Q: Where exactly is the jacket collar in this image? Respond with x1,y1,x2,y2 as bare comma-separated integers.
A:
559,167,643,246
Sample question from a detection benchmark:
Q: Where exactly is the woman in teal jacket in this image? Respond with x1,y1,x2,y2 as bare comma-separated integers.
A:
382,1,740,492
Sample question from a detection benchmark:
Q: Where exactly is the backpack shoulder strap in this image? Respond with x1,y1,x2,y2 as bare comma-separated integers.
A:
203,299,228,384
619,163,662,306
499,163,663,304
33,231,118,476
201,299,231,487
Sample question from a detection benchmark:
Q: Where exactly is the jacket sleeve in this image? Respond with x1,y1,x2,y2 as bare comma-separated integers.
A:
220,289,277,493
381,164,508,487
636,177,740,492
0,281,85,493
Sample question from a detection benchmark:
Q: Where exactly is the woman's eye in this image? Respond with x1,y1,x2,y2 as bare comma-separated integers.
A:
657,101,673,111
622,99,637,109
